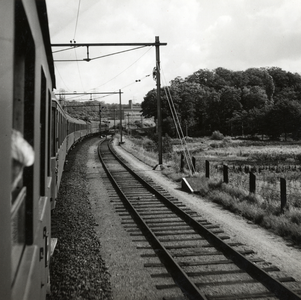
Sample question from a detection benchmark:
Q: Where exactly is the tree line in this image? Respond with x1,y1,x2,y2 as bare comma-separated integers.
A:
141,67,301,140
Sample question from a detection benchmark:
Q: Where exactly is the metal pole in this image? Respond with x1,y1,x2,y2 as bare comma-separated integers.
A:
100,111,102,135
119,89,123,144
127,113,130,135
280,178,287,212
155,36,162,165
114,109,116,133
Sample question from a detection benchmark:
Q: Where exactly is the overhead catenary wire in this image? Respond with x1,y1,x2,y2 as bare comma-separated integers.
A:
53,45,150,62
91,46,153,93
161,67,195,174
54,64,71,91
73,0,81,41
92,74,150,101
53,47,77,54
88,45,148,61
164,85,195,174
74,48,84,91
54,45,153,102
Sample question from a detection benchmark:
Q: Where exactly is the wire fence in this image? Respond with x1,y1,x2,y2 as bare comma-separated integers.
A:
184,154,301,211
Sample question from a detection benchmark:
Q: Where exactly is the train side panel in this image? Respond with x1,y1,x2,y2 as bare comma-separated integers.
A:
0,1,14,299
16,1,52,299
0,0,54,299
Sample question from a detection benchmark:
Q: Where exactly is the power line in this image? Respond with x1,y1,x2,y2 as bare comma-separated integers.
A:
73,0,81,40
88,45,147,61
74,48,84,90
94,46,153,90
54,64,71,91
53,46,76,54
53,45,149,62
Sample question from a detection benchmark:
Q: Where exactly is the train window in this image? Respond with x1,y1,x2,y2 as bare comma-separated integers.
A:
47,91,51,175
40,69,46,196
58,112,62,148
11,187,26,283
60,113,62,146
51,106,56,156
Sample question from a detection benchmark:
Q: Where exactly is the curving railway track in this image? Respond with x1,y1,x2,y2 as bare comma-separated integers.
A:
98,138,301,300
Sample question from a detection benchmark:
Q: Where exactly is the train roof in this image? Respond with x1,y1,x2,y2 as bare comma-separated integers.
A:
51,94,86,124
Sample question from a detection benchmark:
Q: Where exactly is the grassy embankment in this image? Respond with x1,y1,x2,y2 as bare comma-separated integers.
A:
116,133,301,246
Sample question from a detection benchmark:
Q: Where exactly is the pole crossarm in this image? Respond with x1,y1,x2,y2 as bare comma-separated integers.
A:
51,42,167,47
53,36,166,165
55,92,122,95
62,105,116,108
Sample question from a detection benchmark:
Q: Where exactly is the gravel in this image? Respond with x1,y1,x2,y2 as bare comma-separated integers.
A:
48,136,112,300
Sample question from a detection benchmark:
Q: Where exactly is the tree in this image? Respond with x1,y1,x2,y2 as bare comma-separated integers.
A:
245,68,275,101
219,87,242,134
231,71,249,89
141,66,301,139
186,69,215,87
212,67,233,90
141,89,157,119
264,99,301,140
241,86,268,110
267,67,290,93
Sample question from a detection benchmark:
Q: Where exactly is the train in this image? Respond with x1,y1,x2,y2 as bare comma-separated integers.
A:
0,1,100,299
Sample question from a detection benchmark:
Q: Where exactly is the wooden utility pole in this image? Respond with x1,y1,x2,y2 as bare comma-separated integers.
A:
114,108,116,133
119,89,123,144
155,36,162,165
127,113,130,135
99,103,101,134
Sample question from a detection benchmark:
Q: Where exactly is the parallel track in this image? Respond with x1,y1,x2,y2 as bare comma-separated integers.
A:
98,139,301,300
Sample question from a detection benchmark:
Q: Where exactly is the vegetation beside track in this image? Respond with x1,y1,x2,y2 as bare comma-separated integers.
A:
116,133,301,247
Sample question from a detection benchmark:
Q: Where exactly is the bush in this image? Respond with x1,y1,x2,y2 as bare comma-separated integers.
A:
288,210,301,225
296,153,301,164
162,134,173,154
211,131,224,140
142,138,156,152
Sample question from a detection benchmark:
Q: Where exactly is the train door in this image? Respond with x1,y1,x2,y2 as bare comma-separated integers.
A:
39,69,51,295
50,102,58,209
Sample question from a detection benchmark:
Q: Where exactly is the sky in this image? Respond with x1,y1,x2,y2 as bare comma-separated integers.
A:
46,0,301,104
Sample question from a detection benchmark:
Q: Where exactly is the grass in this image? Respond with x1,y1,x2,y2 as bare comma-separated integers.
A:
197,178,301,245
117,134,301,247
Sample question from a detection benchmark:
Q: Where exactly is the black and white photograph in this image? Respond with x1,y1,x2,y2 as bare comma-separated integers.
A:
1,0,301,299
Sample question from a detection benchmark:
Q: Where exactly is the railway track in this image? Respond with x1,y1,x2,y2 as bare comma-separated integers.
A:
98,138,301,300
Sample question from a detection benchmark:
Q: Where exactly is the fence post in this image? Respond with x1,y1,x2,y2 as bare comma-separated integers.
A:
280,177,287,212
192,156,196,173
205,160,209,178
249,172,256,193
223,165,228,183
180,153,184,172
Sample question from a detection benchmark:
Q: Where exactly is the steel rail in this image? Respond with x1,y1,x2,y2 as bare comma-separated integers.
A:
100,139,301,300
98,139,207,300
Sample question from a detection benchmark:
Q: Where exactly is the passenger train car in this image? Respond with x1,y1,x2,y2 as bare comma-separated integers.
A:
0,1,100,299
51,96,100,208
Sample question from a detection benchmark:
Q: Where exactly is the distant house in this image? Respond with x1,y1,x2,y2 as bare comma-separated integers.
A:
123,100,142,121
107,100,142,121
